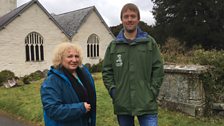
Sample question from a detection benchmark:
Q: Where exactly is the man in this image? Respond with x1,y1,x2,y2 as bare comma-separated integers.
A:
102,3,164,126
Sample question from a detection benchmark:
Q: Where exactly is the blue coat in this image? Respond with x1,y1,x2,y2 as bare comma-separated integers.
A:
40,65,96,126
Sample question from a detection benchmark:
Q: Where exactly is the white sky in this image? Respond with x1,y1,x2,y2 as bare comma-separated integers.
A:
17,0,155,27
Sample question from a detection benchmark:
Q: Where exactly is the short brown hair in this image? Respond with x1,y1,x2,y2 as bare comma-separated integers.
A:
120,3,140,20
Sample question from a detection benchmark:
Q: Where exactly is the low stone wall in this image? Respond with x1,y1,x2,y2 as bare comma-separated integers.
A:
158,65,208,116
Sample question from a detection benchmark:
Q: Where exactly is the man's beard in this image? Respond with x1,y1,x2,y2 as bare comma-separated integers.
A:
124,26,137,33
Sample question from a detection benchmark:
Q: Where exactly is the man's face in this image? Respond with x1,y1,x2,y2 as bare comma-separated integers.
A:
121,9,139,33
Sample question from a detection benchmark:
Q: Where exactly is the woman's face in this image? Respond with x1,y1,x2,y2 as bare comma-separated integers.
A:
62,48,80,72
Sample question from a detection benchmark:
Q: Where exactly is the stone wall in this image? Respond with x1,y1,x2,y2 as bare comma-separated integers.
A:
158,65,208,116
72,11,114,65
0,4,68,77
0,3,113,77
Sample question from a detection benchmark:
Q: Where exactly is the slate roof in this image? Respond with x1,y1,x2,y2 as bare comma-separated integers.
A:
0,0,114,40
52,6,94,38
0,0,69,38
0,1,30,30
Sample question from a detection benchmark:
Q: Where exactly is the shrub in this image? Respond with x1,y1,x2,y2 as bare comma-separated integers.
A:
193,49,224,115
22,70,45,84
22,75,31,84
42,69,49,77
161,37,193,64
84,63,91,70
84,60,103,73
0,70,15,86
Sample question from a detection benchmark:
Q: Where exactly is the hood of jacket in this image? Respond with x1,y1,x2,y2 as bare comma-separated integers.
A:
116,27,149,43
47,66,72,86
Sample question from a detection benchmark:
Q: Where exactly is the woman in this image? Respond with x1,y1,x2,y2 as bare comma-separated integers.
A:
40,42,96,126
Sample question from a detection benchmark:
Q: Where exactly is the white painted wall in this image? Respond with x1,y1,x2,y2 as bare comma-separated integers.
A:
72,11,113,65
0,3,114,76
0,4,69,76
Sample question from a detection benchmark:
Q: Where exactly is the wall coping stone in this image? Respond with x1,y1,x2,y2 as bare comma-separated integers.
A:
164,64,208,74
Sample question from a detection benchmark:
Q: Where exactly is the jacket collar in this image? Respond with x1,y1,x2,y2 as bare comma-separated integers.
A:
48,66,71,86
115,27,149,43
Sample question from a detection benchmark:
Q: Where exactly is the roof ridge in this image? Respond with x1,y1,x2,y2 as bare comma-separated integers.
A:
55,6,94,16
0,0,71,39
0,0,34,29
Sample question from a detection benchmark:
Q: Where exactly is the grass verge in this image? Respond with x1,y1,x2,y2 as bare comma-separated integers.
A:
0,73,223,126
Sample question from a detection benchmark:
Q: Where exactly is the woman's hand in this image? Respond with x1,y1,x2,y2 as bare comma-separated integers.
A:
84,102,91,112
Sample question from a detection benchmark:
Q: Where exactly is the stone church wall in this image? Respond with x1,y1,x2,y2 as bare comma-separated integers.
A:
0,4,68,76
72,11,114,65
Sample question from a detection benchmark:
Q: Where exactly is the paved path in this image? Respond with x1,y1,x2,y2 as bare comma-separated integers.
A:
0,113,33,126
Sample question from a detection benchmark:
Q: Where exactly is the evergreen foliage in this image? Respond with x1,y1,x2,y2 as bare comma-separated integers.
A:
152,0,224,49
110,21,155,40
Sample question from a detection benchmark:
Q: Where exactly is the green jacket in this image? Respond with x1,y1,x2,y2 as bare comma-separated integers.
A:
102,28,164,115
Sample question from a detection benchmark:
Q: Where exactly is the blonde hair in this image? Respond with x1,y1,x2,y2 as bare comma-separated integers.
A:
52,42,83,68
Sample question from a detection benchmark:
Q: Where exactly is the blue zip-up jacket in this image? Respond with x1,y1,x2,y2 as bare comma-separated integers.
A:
40,65,96,126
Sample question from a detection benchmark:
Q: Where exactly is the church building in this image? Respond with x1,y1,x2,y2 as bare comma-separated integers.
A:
0,0,114,76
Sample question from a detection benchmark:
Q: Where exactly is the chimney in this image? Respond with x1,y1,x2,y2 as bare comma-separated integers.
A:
0,0,17,17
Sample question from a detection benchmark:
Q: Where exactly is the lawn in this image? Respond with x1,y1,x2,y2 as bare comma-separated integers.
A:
0,73,223,126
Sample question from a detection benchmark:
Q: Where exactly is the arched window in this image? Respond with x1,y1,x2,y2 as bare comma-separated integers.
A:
25,32,44,62
87,34,99,58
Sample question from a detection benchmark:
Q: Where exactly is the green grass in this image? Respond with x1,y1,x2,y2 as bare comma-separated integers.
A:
0,73,223,126
0,80,43,125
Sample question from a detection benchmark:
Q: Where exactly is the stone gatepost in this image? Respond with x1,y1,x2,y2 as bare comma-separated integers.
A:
158,65,208,116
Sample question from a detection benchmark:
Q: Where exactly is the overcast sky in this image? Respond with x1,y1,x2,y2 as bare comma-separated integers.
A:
17,0,155,27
